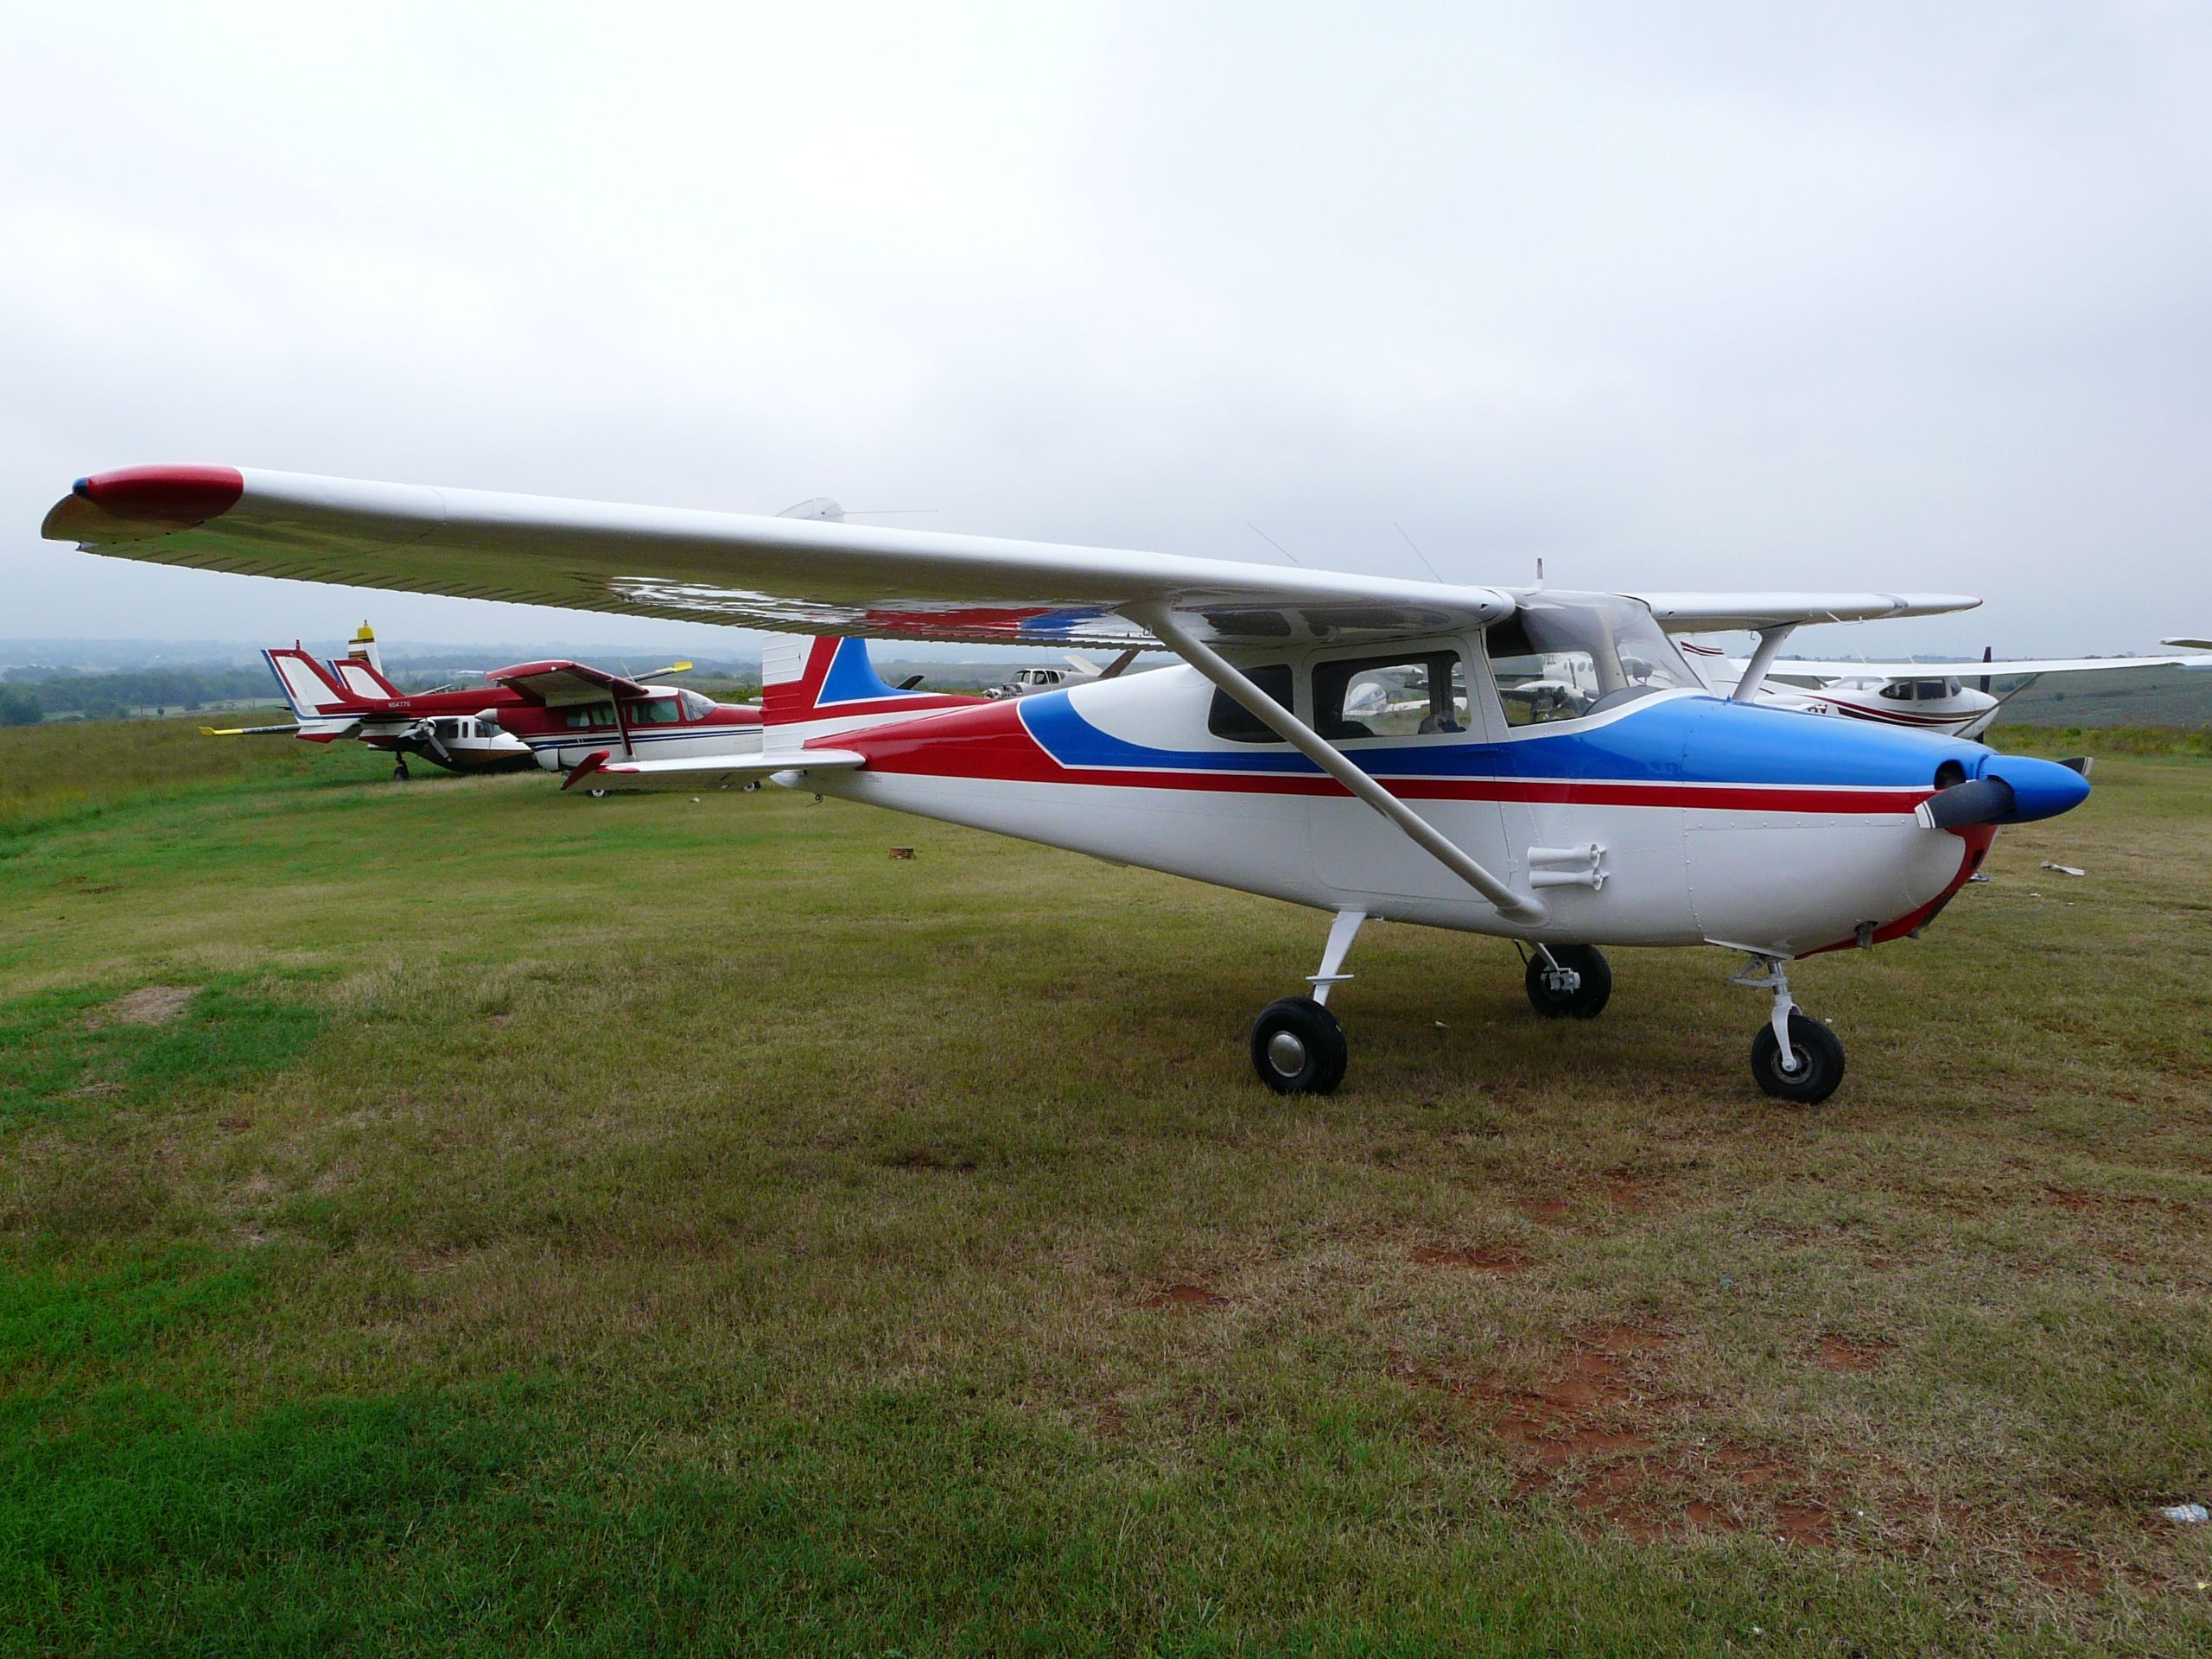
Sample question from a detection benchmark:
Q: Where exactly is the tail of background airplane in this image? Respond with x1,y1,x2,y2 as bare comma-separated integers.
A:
264,645,374,718
329,621,404,700
760,637,978,746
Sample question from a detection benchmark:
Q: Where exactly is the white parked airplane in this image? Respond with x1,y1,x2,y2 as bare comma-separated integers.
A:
1681,641,2212,739
46,465,2099,1105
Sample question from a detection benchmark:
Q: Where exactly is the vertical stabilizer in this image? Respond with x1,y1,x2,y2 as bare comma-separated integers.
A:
334,621,404,698
264,647,361,717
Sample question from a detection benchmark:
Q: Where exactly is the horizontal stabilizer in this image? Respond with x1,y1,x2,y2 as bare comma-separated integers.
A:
562,747,865,793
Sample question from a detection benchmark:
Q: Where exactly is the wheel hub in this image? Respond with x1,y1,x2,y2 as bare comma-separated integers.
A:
1266,1030,1307,1076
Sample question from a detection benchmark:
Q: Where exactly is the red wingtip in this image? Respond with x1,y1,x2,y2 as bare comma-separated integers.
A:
73,464,245,529
46,464,245,543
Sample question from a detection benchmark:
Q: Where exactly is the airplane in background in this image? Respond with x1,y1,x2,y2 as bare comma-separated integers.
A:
218,621,762,780
1678,639,2212,740
982,650,1143,699
48,464,2099,1105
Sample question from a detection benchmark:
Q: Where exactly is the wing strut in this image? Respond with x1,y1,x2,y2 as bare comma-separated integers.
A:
1132,605,1546,925
1732,623,1798,704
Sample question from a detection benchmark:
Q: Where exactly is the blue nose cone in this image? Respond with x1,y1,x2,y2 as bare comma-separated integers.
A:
1974,753,2093,824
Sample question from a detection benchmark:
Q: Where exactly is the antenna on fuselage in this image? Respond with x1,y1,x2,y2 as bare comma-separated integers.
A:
1535,557,1546,590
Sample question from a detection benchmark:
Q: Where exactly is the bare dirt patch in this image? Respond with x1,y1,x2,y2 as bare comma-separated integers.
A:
1141,1283,1226,1309
104,985,196,1027
1814,1336,1894,1373
2027,1541,2106,1595
1409,1244,1534,1273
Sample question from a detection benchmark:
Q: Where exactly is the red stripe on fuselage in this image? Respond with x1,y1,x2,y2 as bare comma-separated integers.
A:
827,700,1934,815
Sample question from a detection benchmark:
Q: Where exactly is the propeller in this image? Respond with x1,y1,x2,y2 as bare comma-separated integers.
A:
1978,645,1993,696
1916,776,2015,830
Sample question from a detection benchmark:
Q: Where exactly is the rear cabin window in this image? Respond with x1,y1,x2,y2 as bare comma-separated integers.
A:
678,690,716,720
1206,664,1294,743
1312,652,1468,740
563,702,616,729
629,697,683,726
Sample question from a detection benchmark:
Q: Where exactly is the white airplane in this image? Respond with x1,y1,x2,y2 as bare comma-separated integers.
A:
1681,640,2212,739
982,651,1142,699
46,465,2099,1105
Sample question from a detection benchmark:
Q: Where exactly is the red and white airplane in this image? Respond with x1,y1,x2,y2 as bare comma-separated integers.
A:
1680,639,2212,739
226,620,763,780
47,465,2100,1104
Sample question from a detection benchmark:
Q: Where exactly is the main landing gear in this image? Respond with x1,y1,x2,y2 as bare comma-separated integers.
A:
1249,910,1362,1094
1733,955,1846,1104
1522,942,1611,1019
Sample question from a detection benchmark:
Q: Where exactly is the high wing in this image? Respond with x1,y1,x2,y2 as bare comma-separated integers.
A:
45,465,1980,650
1627,593,1982,632
485,659,656,704
1741,652,2212,683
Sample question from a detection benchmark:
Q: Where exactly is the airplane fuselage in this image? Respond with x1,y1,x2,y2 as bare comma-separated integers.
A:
790,646,2069,961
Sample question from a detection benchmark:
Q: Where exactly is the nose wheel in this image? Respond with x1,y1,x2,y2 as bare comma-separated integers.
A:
1732,955,1846,1104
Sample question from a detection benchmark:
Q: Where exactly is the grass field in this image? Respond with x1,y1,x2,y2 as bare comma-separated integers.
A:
3,718,2209,1656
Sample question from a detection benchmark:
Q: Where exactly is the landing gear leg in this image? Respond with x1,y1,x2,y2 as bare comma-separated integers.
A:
391,756,411,782
1249,910,1363,1095
1733,954,1846,1104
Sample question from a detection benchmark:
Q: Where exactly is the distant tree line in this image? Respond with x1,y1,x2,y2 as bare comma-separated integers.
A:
0,666,279,724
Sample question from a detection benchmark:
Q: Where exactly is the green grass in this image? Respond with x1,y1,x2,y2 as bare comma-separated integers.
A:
1,718,2209,1654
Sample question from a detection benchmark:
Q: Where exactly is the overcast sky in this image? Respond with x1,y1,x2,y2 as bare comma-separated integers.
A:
4,1,2208,657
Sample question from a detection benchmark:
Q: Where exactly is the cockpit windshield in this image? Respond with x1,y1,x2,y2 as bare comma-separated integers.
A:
1484,595,1701,727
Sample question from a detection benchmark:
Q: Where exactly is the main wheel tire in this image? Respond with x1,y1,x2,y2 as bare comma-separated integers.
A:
1751,1012,1846,1105
1249,996,1349,1095
1524,944,1612,1019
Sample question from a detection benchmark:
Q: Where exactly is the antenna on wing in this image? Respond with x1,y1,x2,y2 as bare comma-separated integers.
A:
1246,522,1303,567
1394,522,1445,585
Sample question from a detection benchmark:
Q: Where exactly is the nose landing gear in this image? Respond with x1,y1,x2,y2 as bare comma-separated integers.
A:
1732,955,1846,1104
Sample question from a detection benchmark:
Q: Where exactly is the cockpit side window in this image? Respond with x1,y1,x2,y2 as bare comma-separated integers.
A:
1206,664,1294,743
